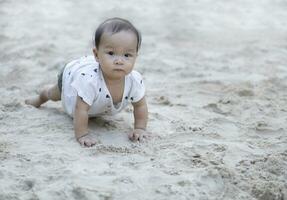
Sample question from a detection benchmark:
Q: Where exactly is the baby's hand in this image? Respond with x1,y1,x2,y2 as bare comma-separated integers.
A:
77,134,97,147
128,129,150,142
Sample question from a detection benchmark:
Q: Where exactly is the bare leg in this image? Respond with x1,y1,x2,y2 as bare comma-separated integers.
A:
25,84,61,108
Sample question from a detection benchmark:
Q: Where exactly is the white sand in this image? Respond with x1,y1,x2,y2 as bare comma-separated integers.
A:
1,0,287,199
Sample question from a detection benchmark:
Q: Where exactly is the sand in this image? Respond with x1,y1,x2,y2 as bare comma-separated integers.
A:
1,0,287,199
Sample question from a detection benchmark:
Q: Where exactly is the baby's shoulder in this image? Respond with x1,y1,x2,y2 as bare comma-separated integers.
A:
128,70,144,83
126,70,145,90
66,56,100,87
70,56,99,76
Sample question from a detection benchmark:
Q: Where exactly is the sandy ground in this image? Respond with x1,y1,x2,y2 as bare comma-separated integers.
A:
1,0,287,199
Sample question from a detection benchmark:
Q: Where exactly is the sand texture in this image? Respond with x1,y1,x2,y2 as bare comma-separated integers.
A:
0,0,287,199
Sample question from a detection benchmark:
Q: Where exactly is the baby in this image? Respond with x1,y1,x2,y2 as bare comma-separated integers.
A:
25,18,148,147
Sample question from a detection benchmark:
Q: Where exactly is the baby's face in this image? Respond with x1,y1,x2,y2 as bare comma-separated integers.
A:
93,30,138,80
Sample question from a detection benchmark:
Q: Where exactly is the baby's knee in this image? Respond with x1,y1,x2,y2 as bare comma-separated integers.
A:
47,86,60,101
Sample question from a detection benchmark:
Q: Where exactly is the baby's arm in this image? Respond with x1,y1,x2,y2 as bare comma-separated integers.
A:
129,96,148,142
74,96,97,147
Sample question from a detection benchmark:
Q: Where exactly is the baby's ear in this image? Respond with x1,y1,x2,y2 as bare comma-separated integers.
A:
92,48,99,62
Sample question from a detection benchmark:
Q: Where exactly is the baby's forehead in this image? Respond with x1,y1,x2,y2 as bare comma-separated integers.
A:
101,30,137,39
99,30,138,50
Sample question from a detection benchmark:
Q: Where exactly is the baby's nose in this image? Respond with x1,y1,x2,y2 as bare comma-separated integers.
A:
114,56,124,64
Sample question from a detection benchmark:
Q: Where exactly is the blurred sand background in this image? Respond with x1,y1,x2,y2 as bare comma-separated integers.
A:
1,0,287,199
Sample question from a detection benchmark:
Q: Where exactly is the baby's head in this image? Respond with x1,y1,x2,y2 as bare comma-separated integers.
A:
94,18,141,52
93,18,141,79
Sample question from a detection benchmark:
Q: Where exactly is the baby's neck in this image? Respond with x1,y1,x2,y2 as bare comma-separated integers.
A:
104,77,125,104
104,77,125,87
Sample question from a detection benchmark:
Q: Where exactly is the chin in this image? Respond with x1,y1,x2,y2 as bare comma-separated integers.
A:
111,73,125,79
113,69,126,75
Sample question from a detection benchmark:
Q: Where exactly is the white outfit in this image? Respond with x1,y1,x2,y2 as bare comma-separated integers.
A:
61,55,145,117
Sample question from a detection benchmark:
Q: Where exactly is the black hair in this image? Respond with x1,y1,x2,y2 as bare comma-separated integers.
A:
95,17,141,52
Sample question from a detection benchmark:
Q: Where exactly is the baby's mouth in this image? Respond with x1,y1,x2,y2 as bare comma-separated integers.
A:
113,68,125,72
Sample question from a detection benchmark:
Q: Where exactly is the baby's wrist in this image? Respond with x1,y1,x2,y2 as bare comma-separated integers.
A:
76,133,90,141
134,127,146,131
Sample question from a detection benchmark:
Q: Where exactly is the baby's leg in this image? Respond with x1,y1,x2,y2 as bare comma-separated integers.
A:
25,84,61,108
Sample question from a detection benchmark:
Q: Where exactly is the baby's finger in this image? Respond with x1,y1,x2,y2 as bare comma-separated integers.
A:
134,133,140,141
84,140,92,147
128,133,134,141
78,139,85,146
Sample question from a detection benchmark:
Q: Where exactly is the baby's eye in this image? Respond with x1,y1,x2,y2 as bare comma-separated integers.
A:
124,53,132,58
107,51,114,56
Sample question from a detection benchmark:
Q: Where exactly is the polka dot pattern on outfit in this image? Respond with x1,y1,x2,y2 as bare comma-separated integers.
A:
61,55,145,117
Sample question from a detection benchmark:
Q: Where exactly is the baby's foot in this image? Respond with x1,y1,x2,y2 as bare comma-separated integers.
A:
25,96,43,108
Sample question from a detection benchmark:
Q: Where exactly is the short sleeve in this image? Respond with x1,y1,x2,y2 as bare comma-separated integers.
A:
130,71,145,103
70,74,97,106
